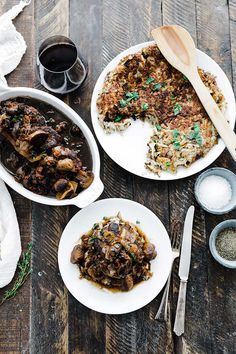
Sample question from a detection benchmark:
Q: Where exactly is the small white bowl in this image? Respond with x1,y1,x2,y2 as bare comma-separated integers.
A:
209,219,236,269
194,167,236,214
58,198,172,314
0,85,103,208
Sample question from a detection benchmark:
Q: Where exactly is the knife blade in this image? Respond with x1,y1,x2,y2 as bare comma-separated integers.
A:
174,205,195,336
178,205,195,281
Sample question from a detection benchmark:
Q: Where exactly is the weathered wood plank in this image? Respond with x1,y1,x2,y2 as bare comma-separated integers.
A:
0,1,34,353
68,1,106,354
30,1,70,353
197,1,236,353
162,2,214,354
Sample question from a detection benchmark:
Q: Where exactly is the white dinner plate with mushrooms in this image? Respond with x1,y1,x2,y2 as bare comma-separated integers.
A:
91,41,236,180
58,198,172,315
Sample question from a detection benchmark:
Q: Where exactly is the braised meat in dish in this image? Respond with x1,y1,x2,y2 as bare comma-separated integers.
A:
97,44,226,174
71,213,157,291
0,97,93,199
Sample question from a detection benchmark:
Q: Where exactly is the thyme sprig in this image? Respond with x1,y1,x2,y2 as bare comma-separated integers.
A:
0,242,32,306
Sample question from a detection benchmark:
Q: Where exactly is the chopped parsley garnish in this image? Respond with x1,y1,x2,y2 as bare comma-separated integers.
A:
119,92,139,107
166,161,171,167
146,77,155,84
119,99,127,108
173,102,182,115
142,103,149,111
154,83,162,91
92,223,99,229
89,236,98,244
188,123,203,145
126,91,139,100
172,129,180,138
155,124,162,131
114,115,122,122
173,141,181,150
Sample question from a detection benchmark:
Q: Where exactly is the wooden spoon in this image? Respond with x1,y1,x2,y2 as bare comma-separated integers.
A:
151,25,236,161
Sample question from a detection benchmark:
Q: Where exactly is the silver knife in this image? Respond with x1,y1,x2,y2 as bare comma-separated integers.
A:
173,205,195,336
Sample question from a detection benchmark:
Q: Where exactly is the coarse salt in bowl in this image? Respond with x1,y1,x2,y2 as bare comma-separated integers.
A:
194,167,236,214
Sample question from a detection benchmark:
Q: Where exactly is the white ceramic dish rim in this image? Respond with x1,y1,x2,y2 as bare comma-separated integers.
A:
58,198,173,314
209,219,236,269
194,167,236,214
91,40,236,181
0,85,104,208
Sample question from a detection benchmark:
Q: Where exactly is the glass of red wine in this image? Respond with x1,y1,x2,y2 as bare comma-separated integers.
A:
37,35,87,94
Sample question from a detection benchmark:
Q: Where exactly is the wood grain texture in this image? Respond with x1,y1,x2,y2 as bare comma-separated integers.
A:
0,1,34,353
30,1,70,354
0,1,236,353
68,1,106,354
196,1,236,353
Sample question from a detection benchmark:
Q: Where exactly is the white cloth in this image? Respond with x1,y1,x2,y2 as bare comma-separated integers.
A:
0,0,31,85
0,0,30,287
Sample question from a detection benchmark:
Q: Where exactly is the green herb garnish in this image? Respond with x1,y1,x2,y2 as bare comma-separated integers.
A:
183,75,188,81
166,161,171,167
114,115,122,122
170,93,176,100
155,124,162,131
136,220,140,224
173,141,181,150
173,102,182,115
119,99,127,108
126,91,139,101
188,123,203,145
146,77,155,84
92,223,99,229
154,83,162,91
0,243,32,306
89,236,98,244
172,129,180,139
130,252,136,261
142,103,149,111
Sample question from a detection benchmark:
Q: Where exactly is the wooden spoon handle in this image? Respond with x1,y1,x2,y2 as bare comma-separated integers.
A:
190,72,236,161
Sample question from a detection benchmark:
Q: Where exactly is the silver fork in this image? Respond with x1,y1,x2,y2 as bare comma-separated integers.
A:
155,227,181,321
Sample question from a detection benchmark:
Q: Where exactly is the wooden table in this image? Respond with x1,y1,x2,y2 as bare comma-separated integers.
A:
0,0,236,353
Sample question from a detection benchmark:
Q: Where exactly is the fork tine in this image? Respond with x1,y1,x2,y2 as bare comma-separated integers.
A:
170,223,181,249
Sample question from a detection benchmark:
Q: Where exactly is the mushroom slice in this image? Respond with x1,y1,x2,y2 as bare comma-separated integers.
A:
77,170,94,189
57,158,75,171
53,178,69,192
56,181,78,200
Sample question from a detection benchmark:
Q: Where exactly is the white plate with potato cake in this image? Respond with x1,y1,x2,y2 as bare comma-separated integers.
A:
91,41,236,180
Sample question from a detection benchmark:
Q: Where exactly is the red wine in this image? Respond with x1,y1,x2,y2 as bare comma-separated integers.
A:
39,43,77,72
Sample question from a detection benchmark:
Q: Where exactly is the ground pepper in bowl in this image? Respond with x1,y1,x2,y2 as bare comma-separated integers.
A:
216,228,236,261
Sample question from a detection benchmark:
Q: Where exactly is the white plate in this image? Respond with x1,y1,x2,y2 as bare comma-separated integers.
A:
91,41,236,180
58,198,172,314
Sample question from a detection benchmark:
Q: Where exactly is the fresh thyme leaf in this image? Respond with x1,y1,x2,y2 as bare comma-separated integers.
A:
125,91,139,101
0,242,32,306
155,124,162,131
130,252,136,261
194,123,200,134
173,102,182,115
166,161,171,167
114,115,122,122
146,77,155,84
142,103,149,111
196,135,203,145
154,83,162,91
89,236,98,244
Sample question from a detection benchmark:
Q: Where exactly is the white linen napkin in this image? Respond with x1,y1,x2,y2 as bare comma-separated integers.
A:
0,0,31,86
0,0,30,287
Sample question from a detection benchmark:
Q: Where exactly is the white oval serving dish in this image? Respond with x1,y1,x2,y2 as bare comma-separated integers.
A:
91,41,236,180
0,85,103,208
